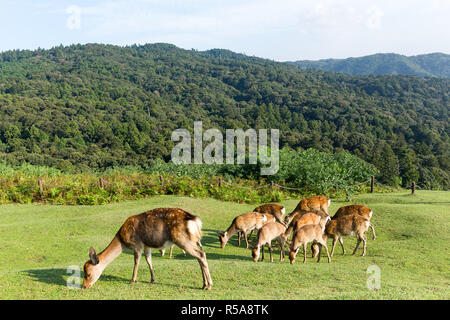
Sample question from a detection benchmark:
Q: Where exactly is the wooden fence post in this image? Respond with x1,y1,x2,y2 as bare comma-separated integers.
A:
38,180,43,199
160,175,164,189
411,181,416,195
371,176,375,193
99,178,105,189
218,177,223,188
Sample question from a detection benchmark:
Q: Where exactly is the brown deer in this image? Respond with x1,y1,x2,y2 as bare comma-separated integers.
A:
218,212,270,249
251,222,286,262
282,212,329,244
239,203,286,243
284,195,331,225
325,214,375,257
288,224,331,264
332,205,374,220
253,203,286,225
82,208,213,290
331,205,375,240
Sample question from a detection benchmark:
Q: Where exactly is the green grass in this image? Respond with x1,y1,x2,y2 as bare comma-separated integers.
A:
0,191,449,299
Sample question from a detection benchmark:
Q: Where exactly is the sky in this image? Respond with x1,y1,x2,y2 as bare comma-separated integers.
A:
0,0,449,61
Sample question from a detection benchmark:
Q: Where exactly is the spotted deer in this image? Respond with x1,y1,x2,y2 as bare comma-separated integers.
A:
284,195,331,226
219,212,271,249
325,213,375,257
288,224,331,265
251,222,286,262
253,203,286,226
239,203,286,242
282,212,329,244
332,205,374,220
82,208,213,290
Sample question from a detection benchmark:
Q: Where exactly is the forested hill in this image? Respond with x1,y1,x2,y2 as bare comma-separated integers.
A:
0,43,449,189
288,53,450,78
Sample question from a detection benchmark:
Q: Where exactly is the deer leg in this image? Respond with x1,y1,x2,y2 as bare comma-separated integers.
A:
331,237,338,257
268,241,273,263
320,239,331,263
279,238,285,261
176,241,213,290
244,231,250,249
353,237,362,255
311,243,319,258
312,245,322,262
131,248,142,284
370,223,376,240
338,237,346,255
261,244,264,261
144,247,156,283
238,232,241,247
361,234,367,256
169,245,174,258
303,243,307,263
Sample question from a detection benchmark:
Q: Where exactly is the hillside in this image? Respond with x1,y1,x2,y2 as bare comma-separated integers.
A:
288,53,450,78
0,43,449,189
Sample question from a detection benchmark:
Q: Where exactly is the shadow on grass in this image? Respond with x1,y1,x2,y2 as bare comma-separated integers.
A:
21,268,203,290
21,268,131,288
21,268,71,287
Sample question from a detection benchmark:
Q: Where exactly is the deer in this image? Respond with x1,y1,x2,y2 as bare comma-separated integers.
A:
332,204,374,221
239,203,286,243
331,205,375,241
288,223,331,265
324,213,376,257
218,212,271,249
284,195,331,226
82,208,213,290
282,212,330,245
253,203,286,226
251,222,287,262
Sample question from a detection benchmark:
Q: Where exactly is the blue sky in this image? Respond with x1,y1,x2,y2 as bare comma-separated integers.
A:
1,0,449,61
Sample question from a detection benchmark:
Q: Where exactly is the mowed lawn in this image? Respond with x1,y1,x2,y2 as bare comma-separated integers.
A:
0,191,449,300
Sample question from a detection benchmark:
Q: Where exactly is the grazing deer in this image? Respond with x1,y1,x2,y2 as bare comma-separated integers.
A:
239,203,286,243
284,208,330,226
252,222,286,262
284,195,331,225
82,208,213,290
219,212,270,249
282,212,330,244
253,203,286,226
332,204,373,220
325,214,376,257
288,224,331,265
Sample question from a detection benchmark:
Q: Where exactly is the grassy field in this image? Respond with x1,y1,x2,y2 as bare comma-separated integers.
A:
0,191,449,300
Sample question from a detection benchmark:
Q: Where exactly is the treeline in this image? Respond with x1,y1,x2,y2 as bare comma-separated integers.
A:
0,149,379,204
0,43,448,189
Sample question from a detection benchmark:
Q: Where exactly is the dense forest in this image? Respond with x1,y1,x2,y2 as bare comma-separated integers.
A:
0,43,449,189
289,52,450,78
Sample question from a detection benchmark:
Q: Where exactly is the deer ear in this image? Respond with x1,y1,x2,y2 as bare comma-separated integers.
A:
89,247,99,265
